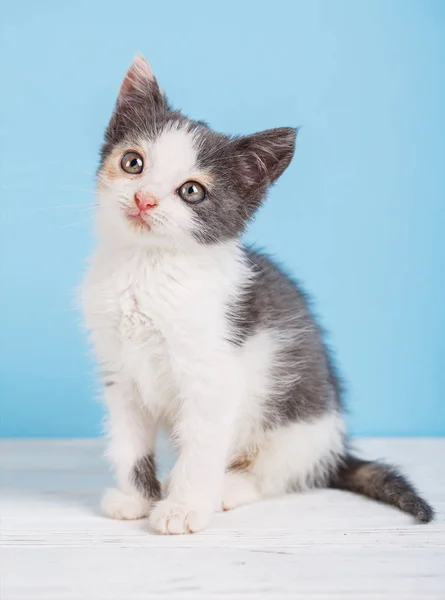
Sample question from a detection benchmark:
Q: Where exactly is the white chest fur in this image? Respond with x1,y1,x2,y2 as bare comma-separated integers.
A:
81,241,248,420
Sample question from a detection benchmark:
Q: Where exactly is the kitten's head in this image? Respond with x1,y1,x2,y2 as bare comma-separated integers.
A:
97,55,296,248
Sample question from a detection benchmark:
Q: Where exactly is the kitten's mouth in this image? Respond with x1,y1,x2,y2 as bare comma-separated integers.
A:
127,211,151,231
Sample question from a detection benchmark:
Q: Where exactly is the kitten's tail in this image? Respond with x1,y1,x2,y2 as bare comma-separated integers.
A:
330,454,434,523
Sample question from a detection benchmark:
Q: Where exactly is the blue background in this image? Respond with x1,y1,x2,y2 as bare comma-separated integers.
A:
2,0,444,437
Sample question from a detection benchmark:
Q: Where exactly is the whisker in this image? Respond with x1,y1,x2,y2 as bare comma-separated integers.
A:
59,185,98,194
17,204,96,217
2,184,98,195
60,215,94,229
37,203,95,210
3,160,97,177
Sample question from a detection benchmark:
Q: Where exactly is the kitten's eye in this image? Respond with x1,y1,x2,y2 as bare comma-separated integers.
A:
177,181,206,204
121,151,144,174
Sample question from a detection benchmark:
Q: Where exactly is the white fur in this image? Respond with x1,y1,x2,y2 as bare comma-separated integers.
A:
101,488,151,520
82,126,345,534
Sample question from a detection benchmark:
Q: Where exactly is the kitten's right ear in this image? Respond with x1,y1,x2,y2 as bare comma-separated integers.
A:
117,54,164,109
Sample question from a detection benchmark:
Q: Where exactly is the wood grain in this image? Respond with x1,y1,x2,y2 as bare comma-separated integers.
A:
1,438,444,599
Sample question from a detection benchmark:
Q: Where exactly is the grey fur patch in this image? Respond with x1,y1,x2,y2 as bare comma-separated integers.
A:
132,455,161,500
104,381,115,387
189,127,297,244
228,248,342,427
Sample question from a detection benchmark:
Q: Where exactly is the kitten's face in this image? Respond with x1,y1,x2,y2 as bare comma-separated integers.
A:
97,55,296,248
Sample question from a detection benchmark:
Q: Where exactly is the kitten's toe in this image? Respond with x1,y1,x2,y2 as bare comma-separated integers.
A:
148,499,212,534
221,471,261,511
101,488,151,520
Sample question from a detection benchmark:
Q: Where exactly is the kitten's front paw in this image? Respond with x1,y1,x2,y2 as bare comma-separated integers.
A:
101,488,151,520
148,499,212,534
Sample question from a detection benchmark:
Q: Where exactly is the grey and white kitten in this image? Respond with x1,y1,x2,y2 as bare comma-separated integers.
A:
81,55,433,534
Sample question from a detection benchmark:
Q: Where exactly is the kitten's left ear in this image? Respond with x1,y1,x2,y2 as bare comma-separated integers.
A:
117,54,164,108
230,127,297,199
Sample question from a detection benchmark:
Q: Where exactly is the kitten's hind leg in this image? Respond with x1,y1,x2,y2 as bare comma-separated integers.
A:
221,470,261,511
221,411,345,511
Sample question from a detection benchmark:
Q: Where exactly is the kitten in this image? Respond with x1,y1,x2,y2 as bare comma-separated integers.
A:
81,55,433,534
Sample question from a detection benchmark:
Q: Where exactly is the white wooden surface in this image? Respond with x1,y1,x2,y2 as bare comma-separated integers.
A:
1,439,444,600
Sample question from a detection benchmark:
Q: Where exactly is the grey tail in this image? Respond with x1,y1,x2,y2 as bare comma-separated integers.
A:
330,454,434,524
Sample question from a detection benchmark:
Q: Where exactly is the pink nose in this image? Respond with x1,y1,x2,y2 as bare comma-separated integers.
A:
134,192,158,212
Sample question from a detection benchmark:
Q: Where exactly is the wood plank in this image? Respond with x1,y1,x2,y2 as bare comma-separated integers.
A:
1,439,444,599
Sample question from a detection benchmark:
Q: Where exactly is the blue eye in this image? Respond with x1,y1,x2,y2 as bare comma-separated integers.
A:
121,151,144,174
177,181,206,203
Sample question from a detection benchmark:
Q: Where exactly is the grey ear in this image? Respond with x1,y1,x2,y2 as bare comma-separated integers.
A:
117,54,165,109
101,55,167,161
229,127,297,199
